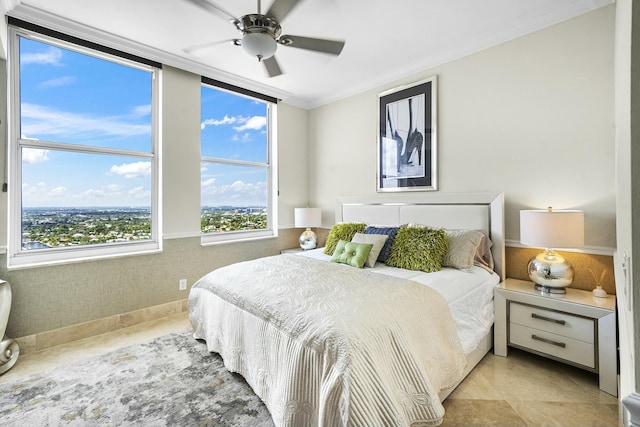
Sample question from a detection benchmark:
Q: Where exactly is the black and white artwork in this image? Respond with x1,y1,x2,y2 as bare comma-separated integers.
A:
377,76,437,192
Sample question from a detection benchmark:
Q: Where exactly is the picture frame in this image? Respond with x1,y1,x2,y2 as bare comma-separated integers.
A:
377,76,437,192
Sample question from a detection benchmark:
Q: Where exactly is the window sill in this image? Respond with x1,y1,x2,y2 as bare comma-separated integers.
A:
7,241,162,270
200,229,277,246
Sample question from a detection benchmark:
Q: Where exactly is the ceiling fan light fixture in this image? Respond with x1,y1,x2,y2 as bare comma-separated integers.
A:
242,32,277,61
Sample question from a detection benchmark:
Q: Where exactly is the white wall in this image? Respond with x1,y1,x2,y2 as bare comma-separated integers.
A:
309,5,616,250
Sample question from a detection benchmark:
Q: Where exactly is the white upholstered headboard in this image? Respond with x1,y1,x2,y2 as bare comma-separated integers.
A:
336,192,505,280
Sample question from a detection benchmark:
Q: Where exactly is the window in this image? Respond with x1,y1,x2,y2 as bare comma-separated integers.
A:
200,79,277,243
8,22,161,267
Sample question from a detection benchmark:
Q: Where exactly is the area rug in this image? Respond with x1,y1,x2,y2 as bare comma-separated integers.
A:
0,331,275,426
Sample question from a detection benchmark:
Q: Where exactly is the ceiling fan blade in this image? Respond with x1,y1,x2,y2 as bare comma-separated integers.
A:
279,35,345,56
186,0,239,22
183,39,237,54
266,0,301,22
263,56,283,77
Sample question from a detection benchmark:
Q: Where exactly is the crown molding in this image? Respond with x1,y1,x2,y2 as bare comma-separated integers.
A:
0,0,20,15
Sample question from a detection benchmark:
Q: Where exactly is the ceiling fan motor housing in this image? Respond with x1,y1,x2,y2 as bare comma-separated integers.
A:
236,14,282,61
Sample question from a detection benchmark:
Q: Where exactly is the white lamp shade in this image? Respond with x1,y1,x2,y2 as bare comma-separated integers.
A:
520,209,584,249
294,208,321,228
242,33,277,60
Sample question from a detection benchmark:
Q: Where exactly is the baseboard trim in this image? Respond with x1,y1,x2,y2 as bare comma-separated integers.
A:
15,299,188,355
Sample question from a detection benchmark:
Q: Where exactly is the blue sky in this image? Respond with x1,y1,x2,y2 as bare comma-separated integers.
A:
19,36,268,208
200,85,268,207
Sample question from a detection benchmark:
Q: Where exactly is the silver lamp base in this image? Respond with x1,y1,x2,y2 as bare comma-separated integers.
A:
528,249,574,294
299,228,317,250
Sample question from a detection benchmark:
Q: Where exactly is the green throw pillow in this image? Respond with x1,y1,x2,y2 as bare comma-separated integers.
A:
330,240,374,268
323,222,366,255
385,225,449,272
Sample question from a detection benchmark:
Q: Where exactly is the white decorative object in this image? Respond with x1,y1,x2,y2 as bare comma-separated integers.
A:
588,268,609,298
593,286,608,298
520,207,584,294
0,280,19,375
294,207,321,250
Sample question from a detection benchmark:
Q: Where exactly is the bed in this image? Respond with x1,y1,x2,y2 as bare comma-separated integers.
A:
189,192,505,427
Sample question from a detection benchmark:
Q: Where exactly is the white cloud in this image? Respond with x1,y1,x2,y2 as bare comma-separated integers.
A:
202,177,216,186
21,46,63,65
22,182,46,199
128,186,150,200
22,148,50,164
230,180,247,191
233,116,266,132
201,114,266,133
131,104,152,117
232,133,251,143
83,188,106,199
21,103,151,139
21,180,151,208
48,186,67,196
201,179,266,206
201,114,237,130
40,76,75,89
109,161,151,179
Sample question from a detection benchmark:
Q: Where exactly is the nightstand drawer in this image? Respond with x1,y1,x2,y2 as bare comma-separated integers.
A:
510,323,595,368
510,302,594,343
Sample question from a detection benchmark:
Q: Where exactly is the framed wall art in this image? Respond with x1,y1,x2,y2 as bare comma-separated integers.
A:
377,76,437,192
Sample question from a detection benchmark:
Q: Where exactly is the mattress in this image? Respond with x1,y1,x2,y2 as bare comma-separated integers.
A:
296,248,499,354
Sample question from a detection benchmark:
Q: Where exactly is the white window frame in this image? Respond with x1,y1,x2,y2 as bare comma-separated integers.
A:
7,25,162,268
200,82,277,245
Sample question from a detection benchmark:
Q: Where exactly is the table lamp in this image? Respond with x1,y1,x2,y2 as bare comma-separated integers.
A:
294,207,321,250
520,207,584,294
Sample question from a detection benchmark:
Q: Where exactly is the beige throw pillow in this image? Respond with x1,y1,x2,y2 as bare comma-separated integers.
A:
351,233,389,268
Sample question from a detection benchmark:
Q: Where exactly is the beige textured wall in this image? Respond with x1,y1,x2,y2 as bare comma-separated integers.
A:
162,66,202,237
506,247,615,295
308,6,616,251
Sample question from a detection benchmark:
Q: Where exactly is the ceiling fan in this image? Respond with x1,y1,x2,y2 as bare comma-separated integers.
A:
185,0,346,77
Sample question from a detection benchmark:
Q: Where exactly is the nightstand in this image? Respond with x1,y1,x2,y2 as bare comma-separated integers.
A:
280,247,303,254
494,278,617,396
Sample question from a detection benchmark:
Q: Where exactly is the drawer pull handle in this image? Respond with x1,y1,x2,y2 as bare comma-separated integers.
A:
531,313,566,325
532,334,566,348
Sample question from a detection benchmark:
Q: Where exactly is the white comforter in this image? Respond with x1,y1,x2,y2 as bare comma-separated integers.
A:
189,254,468,427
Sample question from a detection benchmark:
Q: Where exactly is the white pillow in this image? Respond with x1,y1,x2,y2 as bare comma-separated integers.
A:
351,232,389,268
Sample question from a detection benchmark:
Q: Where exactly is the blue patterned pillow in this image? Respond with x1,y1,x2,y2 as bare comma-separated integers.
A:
364,226,399,263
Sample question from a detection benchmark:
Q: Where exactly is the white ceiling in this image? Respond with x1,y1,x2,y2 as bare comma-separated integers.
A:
4,0,613,109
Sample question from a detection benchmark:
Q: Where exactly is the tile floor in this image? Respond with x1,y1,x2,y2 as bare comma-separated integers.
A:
0,312,621,426
442,345,621,426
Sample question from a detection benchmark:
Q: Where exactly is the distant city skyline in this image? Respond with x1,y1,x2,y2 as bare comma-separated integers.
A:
18,35,268,208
